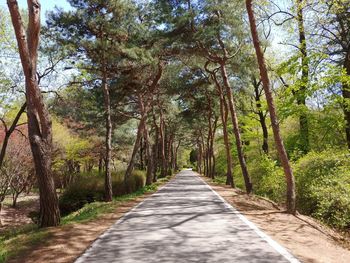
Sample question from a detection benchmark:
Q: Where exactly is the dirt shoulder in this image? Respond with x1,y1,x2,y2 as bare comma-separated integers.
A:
6,178,171,263
8,195,151,263
200,175,350,263
0,194,39,231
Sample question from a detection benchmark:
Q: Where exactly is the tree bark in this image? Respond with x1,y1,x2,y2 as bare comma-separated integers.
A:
124,117,145,181
174,140,181,171
0,103,26,168
102,68,113,202
246,0,296,214
152,110,159,182
143,121,154,185
296,0,310,153
159,110,166,177
220,63,252,194
343,49,350,149
197,139,203,174
7,0,60,227
253,78,269,154
219,86,235,187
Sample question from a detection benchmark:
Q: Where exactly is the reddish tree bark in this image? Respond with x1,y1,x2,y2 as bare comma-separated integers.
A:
220,64,252,193
246,0,296,214
217,79,235,187
7,0,60,227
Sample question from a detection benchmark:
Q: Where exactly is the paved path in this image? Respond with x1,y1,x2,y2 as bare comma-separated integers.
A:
75,170,300,263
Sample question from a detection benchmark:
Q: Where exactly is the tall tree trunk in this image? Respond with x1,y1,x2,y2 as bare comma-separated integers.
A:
140,137,144,170
151,109,159,181
253,78,269,154
220,63,252,194
209,116,218,179
8,0,60,227
166,133,174,175
343,49,350,149
197,140,203,174
124,117,145,181
102,69,113,202
296,0,310,153
159,111,166,177
143,122,153,185
220,89,235,187
246,0,296,214
174,140,181,171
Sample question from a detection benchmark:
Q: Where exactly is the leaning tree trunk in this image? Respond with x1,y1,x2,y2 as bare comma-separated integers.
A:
219,87,235,187
220,63,252,194
8,0,60,227
246,0,296,214
296,0,310,153
102,68,113,202
124,117,145,181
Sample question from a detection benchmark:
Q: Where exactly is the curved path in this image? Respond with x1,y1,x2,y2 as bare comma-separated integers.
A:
75,170,300,263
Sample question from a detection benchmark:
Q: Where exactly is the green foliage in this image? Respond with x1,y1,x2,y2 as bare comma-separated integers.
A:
249,155,286,203
0,224,49,263
59,170,146,215
294,149,350,228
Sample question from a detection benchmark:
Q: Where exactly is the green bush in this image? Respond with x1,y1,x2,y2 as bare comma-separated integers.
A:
59,170,146,215
59,176,105,215
294,149,350,228
249,155,286,203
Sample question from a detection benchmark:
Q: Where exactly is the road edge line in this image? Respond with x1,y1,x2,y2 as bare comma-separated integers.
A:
196,172,302,263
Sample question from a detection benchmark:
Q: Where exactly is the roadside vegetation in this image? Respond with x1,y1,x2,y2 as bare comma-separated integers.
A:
0,0,349,261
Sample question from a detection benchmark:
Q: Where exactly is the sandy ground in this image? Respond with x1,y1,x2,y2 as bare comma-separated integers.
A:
200,175,350,263
7,193,155,263
0,194,39,232
5,173,350,263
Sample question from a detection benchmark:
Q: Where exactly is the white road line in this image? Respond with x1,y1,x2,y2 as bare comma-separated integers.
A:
196,173,301,263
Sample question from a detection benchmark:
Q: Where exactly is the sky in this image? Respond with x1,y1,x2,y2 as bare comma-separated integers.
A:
0,0,72,23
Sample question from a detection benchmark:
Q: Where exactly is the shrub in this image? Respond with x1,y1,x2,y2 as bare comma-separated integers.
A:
249,155,286,203
59,176,105,215
59,170,146,215
294,149,350,228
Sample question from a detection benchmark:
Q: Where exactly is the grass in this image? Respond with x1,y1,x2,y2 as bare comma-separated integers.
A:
0,175,172,263
212,175,227,185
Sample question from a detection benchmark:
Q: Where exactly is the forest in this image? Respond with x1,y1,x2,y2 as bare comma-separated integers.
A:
0,0,350,261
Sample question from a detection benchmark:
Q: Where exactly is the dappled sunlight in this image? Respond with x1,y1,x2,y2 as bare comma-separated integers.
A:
75,171,291,263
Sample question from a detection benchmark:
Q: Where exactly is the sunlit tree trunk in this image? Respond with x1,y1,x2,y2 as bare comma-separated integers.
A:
218,83,235,187
220,63,252,193
7,0,60,227
246,0,296,214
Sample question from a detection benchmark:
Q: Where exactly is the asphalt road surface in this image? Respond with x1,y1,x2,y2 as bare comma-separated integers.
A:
75,170,300,263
